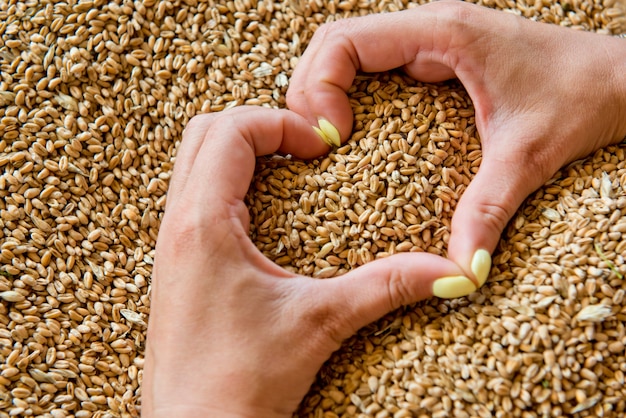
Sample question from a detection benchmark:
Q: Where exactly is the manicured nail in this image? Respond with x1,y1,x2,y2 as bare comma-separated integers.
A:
318,118,341,147
313,126,334,147
432,275,477,299
471,249,491,287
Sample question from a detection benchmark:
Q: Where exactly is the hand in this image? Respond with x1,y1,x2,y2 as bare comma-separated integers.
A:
142,107,470,418
287,0,626,282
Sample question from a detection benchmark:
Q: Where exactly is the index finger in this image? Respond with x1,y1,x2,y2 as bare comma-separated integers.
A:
166,106,326,215
286,1,464,142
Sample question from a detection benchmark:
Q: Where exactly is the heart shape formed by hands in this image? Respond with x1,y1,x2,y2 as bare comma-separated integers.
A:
143,2,626,417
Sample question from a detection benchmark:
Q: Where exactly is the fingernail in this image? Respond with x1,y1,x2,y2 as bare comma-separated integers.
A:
432,275,477,299
471,249,491,287
318,118,341,147
313,126,334,147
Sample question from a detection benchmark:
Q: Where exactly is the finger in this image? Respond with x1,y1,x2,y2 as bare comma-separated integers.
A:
446,141,553,287
310,252,478,340
287,1,464,142
174,106,327,210
165,113,217,212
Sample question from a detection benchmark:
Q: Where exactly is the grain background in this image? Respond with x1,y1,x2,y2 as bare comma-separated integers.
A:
1,0,625,417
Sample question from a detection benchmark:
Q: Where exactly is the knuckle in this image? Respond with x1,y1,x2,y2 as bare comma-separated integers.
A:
386,270,413,310
285,84,305,108
474,200,516,236
184,111,243,139
158,205,234,262
313,19,339,38
183,113,213,135
302,303,346,349
160,208,204,247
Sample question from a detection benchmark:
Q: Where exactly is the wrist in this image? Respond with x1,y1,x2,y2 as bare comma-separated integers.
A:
151,406,278,418
144,338,294,418
152,407,243,418
148,401,293,418
144,324,298,418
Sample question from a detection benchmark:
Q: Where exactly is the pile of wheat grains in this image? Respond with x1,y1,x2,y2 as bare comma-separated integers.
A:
0,0,625,416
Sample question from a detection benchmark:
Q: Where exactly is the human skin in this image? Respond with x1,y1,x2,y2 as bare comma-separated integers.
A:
142,107,468,417
142,2,626,417
287,0,626,282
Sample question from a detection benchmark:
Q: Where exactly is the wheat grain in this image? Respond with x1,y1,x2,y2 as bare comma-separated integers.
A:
1,0,624,416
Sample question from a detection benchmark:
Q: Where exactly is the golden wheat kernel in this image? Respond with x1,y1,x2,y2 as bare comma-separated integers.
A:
2,0,625,416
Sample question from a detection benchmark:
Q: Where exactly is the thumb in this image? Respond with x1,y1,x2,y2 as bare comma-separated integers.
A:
447,144,550,288
312,252,476,340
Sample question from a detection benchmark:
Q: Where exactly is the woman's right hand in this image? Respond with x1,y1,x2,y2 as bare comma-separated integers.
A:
287,0,626,286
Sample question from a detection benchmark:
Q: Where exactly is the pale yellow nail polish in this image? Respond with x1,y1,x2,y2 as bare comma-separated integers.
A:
313,126,334,147
318,118,341,147
471,249,491,287
432,275,477,299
